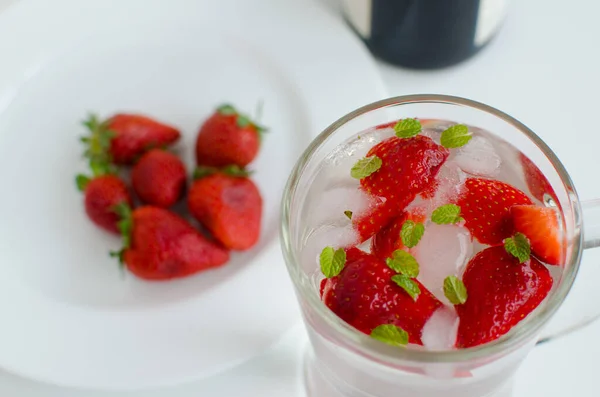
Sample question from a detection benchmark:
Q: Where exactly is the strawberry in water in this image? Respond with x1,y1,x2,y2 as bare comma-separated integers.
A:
520,153,557,203
76,174,133,233
187,166,262,251
456,178,532,245
359,135,449,204
131,149,186,208
512,205,564,265
81,114,180,165
195,104,266,168
349,134,448,241
371,211,426,261
113,205,229,280
455,244,553,348
321,247,442,344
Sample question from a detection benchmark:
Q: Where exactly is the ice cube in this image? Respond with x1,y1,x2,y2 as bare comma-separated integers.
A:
301,224,359,273
421,306,459,350
413,223,473,302
407,161,466,217
454,135,502,177
308,186,374,226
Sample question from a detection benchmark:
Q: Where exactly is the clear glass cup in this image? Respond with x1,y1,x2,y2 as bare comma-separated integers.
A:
280,95,600,397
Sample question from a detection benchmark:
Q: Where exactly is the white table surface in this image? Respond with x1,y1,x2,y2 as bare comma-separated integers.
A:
1,0,599,396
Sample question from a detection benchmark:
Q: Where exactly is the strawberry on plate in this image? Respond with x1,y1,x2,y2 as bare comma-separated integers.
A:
113,205,229,280
82,114,181,165
187,166,262,251
76,174,133,234
321,247,442,344
512,205,563,265
195,104,266,168
455,245,553,348
456,178,532,245
131,149,186,208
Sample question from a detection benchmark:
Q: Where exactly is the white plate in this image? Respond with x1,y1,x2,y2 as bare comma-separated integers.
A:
0,0,386,390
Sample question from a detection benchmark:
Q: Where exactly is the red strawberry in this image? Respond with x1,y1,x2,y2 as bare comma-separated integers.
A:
195,104,266,167
114,205,229,280
131,149,186,208
187,166,262,250
76,174,133,233
322,248,443,344
371,211,426,260
81,114,180,166
456,178,532,245
455,246,553,348
512,205,563,265
520,153,557,203
361,135,449,206
352,195,402,242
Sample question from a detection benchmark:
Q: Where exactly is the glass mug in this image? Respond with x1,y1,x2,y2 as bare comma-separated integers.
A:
280,95,600,397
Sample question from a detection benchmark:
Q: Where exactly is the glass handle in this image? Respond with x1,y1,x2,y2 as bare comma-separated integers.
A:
537,198,600,345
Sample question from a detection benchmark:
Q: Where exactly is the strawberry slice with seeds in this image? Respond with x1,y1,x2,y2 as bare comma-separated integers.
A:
360,135,449,204
321,248,442,344
455,246,553,348
512,205,563,265
456,178,532,245
352,195,404,242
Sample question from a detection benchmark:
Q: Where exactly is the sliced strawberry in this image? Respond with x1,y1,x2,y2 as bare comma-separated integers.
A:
520,153,557,203
456,178,532,245
512,205,563,265
455,246,553,348
322,248,443,344
361,135,449,205
371,211,426,260
352,195,403,242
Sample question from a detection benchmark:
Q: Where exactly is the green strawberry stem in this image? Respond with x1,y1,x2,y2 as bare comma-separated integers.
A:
193,164,252,180
216,103,268,135
109,202,133,266
75,174,91,191
80,113,118,177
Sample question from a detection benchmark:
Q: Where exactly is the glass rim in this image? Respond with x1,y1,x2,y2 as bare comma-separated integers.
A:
280,94,583,364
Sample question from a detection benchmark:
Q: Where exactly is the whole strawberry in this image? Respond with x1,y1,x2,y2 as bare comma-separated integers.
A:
131,149,186,208
114,205,230,280
455,178,532,245
455,244,553,348
81,113,180,165
321,247,442,344
195,104,266,167
76,174,133,233
187,166,262,250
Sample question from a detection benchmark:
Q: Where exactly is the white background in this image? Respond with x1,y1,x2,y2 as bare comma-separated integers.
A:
0,0,599,395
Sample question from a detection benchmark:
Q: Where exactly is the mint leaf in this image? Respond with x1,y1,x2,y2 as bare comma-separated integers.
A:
386,250,419,277
217,104,237,115
344,210,353,220
351,156,382,179
75,174,91,191
401,220,425,248
504,232,531,263
370,324,409,346
394,118,422,138
391,274,421,301
320,247,346,278
431,204,463,225
444,275,468,305
440,124,472,148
